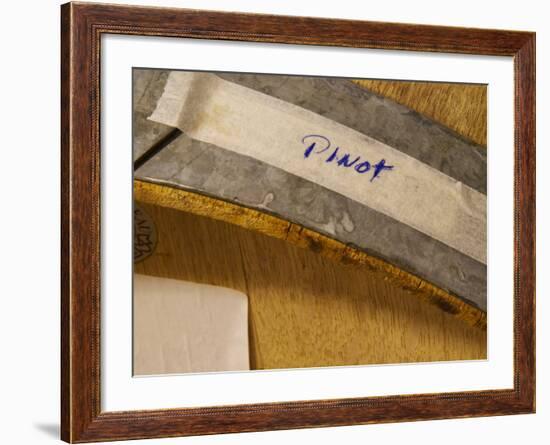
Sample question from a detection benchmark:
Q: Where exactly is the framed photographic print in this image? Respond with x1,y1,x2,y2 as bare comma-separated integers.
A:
61,2,535,442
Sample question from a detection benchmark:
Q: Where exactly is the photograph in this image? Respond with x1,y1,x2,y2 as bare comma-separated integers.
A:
132,68,488,376
1,0,546,442
52,1,538,442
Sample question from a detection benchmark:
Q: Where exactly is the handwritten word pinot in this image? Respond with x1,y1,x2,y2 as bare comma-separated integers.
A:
302,134,394,182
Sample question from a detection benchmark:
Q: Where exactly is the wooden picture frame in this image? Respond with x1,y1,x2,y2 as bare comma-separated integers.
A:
61,2,535,442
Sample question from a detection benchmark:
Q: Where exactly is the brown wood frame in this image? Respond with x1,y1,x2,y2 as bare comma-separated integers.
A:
61,2,536,442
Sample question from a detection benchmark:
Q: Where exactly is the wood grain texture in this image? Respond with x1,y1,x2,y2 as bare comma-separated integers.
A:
134,180,487,329
354,80,487,146
61,2,535,442
135,201,486,369
514,35,536,413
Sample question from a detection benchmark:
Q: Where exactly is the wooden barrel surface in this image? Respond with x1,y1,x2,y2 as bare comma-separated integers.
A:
134,78,487,370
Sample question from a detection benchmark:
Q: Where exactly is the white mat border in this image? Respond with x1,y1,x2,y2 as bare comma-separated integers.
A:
101,34,514,411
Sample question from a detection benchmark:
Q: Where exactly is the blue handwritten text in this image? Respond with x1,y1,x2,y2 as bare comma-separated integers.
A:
301,134,394,182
